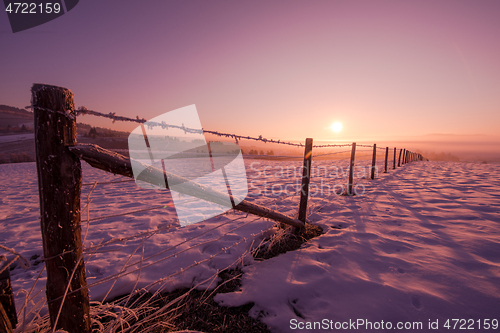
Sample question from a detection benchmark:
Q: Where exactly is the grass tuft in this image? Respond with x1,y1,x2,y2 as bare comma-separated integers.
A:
252,223,323,260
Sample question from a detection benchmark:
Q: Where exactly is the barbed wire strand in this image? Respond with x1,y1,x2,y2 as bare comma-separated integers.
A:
31,105,356,148
0,244,31,274
91,215,259,285
119,247,254,333
55,215,261,302
82,179,135,186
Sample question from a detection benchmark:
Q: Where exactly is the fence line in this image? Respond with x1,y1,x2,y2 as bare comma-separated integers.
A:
2,84,427,333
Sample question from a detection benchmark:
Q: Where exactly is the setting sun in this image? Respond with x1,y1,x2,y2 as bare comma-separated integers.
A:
330,122,343,133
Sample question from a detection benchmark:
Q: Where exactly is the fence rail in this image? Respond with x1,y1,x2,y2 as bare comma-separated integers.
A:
1,83,426,332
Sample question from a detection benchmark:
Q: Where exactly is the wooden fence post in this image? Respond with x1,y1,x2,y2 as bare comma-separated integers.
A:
384,147,389,173
348,142,356,195
32,84,90,333
0,267,16,332
371,144,377,179
393,147,396,169
402,149,406,165
398,149,402,167
298,138,313,223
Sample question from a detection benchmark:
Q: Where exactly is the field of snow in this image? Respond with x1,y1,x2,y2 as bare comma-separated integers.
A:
1,155,499,332
0,133,34,143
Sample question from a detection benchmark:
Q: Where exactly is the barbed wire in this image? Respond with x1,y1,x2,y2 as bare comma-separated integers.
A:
18,215,264,332
0,244,31,274
31,105,355,148
82,179,135,186
85,204,171,223
312,149,353,158
58,215,264,301
78,107,355,148
30,106,425,161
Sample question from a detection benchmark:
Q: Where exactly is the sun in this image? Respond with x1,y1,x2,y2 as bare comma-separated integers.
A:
330,122,343,133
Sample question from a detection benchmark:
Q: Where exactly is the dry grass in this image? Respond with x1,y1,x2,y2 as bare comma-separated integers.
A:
94,267,270,333
87,222,324,333
252,223,323,260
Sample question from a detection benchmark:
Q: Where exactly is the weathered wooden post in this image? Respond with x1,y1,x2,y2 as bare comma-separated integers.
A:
0,267,16,332
384,147,389,173
371,144,377,179
398,149,402,167
402,149,406,165
298,138,313,223
32,84,90,333
348,142,356,195
393,147,396,169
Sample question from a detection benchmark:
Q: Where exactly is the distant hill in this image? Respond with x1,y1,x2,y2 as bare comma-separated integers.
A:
0,104,129,137
0,104,32,115
0,105,33,128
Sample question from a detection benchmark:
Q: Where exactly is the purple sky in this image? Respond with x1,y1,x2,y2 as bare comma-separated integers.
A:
1,1,499,142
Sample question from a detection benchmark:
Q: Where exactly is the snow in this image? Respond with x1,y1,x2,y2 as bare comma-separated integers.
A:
0,133,34,143
1,158,499,332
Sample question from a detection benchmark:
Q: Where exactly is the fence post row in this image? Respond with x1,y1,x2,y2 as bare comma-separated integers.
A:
32,84,90,333
29,84,429,333
370,144,377,179
298,138,313,223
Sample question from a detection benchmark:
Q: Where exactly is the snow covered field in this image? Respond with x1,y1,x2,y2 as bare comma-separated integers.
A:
0,133,33,143
1,158,499,332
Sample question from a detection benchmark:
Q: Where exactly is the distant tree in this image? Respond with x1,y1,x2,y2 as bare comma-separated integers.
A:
259,150,264,155
266,150,274,156
249,149,257,155
88,127,98,138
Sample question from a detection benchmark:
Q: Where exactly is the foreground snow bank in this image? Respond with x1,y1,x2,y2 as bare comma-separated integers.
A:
1,160,499,332
215,161,500,332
